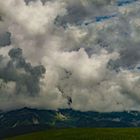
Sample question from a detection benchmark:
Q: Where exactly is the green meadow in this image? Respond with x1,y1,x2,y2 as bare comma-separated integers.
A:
5,128,140,140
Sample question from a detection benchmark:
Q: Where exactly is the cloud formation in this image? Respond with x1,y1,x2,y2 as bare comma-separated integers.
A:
0,0,140,112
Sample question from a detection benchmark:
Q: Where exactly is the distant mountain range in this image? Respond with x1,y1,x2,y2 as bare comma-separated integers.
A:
1,107,140,138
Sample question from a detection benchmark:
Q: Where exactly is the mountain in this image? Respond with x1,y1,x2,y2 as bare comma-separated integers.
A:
1,108,140,138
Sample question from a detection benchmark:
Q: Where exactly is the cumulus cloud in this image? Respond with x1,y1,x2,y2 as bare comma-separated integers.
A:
0,0,140,112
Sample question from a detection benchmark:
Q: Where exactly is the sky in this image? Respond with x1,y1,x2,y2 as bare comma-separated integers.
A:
0,0,140,112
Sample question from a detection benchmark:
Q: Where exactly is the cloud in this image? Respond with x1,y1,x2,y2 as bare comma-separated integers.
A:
0,47,46,100
0,0,67,35
0,32,11,47
0,0,140,112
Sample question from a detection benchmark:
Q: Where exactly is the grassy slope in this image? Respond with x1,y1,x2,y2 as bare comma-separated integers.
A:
5,128,140,140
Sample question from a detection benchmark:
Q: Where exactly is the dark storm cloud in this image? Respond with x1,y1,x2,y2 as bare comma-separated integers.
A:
0,32,11,47
54,0,116,27
116,44,140,69
0,48,46,96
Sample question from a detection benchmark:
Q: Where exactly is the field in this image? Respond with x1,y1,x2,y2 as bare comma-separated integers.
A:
5,128,140,140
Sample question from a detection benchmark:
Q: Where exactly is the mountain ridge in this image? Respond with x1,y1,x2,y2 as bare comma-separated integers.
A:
1,107,140,138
